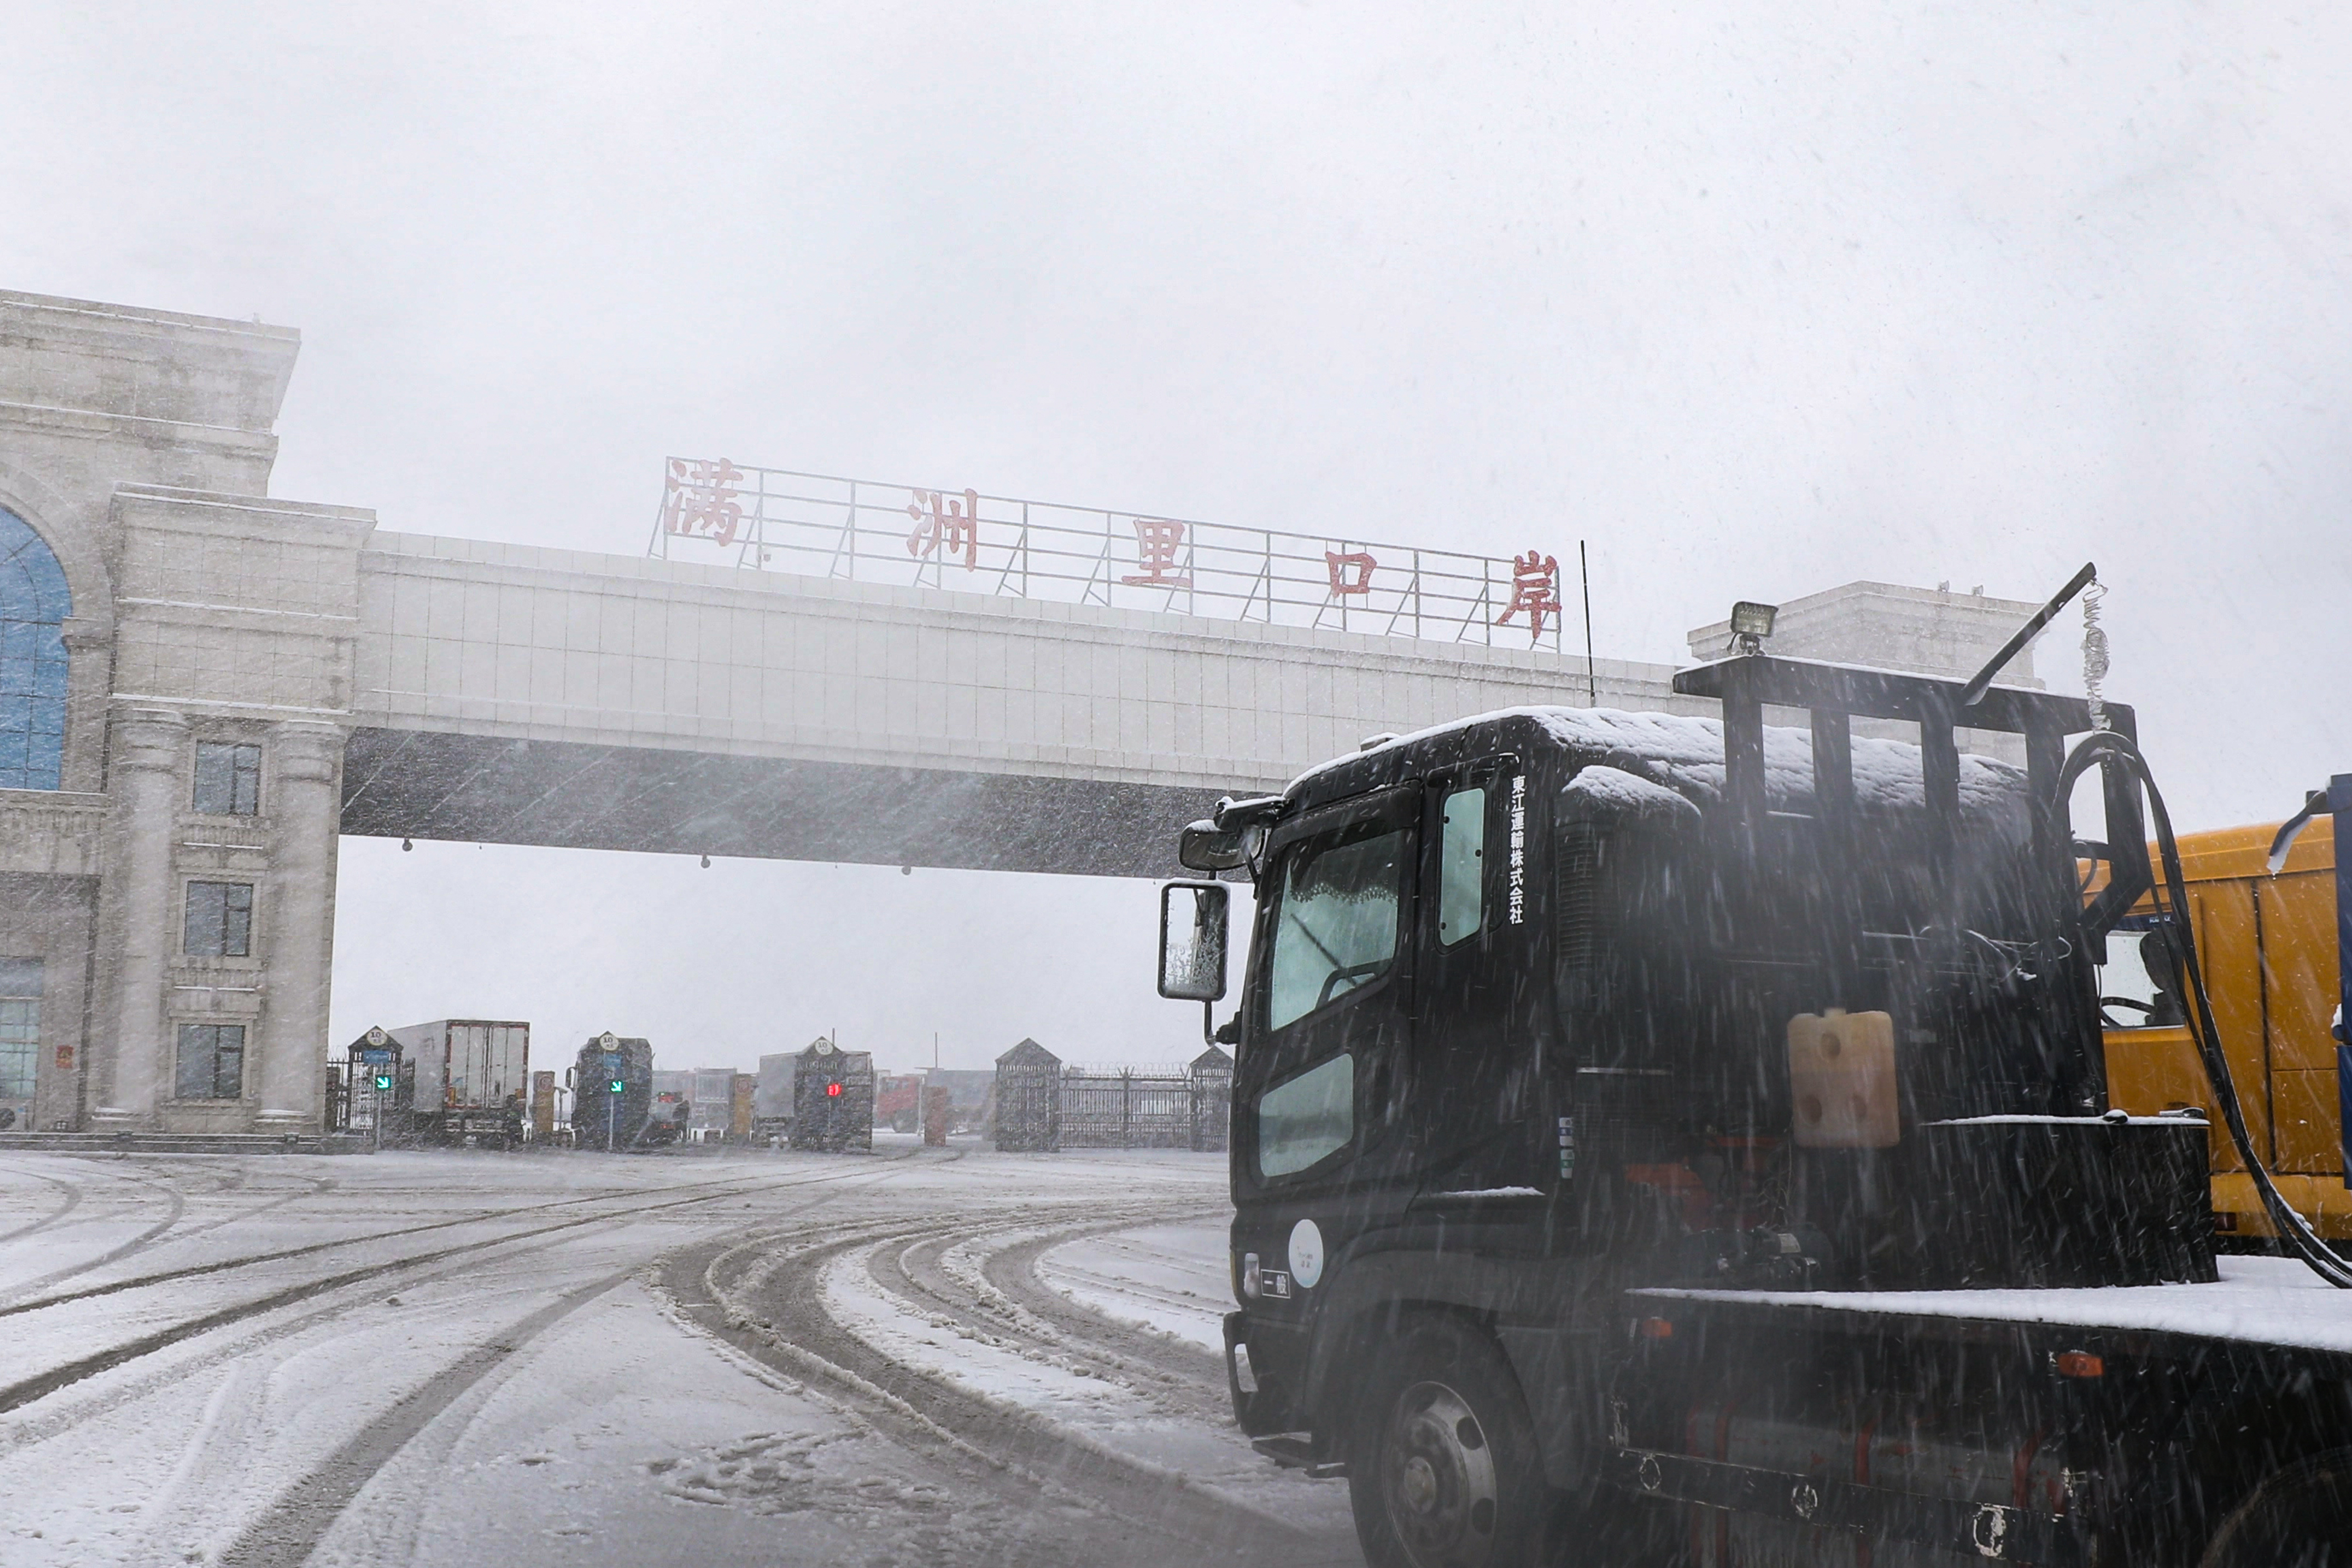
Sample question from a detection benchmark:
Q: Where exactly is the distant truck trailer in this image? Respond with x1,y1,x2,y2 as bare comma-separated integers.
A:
689,1067,739,1141
876,1071,925,1132
641,1068,694,1145
753,1052,796,1142
387,1020,529,1148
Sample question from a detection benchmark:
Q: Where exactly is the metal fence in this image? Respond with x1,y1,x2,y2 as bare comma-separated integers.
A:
986,1042,1232,1153
1058,1064,1200,1150
650,459,1571,652
322,1046,405,1141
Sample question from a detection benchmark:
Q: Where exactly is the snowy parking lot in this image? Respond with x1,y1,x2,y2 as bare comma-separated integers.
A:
0,1143,1359,1568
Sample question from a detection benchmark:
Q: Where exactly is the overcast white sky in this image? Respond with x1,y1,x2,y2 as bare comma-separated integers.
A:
5,4,2347,1073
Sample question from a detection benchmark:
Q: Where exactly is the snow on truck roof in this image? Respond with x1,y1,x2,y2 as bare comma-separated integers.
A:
1291,703,2029,825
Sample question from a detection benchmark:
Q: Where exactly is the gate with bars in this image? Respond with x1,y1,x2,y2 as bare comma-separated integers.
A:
991,1043,1231,1153
324,1030,408,1140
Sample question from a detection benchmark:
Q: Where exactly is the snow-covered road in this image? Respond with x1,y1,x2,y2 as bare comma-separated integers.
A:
0,1144,1360,1567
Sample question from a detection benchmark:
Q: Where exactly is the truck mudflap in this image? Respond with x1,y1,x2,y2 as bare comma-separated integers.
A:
1601,1446,2080,1564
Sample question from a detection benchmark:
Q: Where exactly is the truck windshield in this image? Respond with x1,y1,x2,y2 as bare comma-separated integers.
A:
1266,821,1408,1030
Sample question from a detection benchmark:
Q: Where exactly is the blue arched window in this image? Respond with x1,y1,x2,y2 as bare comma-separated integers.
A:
0,507,70,791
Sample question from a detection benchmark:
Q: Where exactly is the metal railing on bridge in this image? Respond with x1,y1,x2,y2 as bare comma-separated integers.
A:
650,458,1572,652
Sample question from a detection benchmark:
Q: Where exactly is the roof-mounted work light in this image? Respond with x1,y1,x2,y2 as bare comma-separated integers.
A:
1728,600,1778,656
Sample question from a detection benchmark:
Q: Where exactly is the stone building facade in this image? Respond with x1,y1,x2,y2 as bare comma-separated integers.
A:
0,290,370,1135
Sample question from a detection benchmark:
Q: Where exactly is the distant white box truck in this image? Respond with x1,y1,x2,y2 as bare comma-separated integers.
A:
753,1053,797,1143
387,1020,530,1148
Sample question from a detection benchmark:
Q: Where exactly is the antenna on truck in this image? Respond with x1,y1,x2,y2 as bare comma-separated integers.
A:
1957,561,2098,710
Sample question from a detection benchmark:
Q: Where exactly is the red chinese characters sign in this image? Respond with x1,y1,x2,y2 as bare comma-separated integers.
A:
1495,550,1561,642
1122,520,1192,589
653,459,1569,654
1325,550,1377,595
906,488,980,568
662,458,747,547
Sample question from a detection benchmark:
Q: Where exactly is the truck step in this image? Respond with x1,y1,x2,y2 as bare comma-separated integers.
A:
1249,1434,1347,1478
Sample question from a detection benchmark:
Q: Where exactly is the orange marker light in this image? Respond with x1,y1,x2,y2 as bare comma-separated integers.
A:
2055,1350,2104,1379
1638,1317,1675,1341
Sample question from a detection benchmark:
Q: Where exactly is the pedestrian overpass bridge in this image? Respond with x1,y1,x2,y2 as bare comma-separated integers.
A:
338,528,1703,879
0,287,2041,1134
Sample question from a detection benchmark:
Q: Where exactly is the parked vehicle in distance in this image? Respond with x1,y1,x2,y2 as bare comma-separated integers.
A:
387,1020,529,1148
753,1051,797,1143
644,1089,690,1145
876,1071,925,1132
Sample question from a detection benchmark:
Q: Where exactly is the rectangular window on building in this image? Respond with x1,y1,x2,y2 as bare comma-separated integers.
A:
175,1023,245,1101
192,742,262,816
184,881,254,957
0,957,41,1100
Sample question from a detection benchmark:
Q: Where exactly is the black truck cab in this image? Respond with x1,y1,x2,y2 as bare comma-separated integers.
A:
1164,656,2264,1566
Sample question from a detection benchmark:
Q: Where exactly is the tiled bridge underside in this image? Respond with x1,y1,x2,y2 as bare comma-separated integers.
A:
339,729,1232,879
340,532,1692,877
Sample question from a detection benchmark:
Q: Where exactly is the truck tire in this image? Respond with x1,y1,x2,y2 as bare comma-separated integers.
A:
1347,1315,1549,1568
2201,1449,2352,1567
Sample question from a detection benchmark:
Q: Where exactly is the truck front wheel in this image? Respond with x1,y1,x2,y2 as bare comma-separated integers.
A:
1347,1316,1547,1568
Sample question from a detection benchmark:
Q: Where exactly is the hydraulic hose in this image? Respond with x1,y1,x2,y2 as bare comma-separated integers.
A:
2057,730,2352,1289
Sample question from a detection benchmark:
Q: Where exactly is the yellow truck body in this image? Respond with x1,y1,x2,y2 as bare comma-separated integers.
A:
2099,813,2343,1238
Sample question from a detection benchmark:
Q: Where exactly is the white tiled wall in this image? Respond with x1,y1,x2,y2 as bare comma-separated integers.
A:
355,533,1692,791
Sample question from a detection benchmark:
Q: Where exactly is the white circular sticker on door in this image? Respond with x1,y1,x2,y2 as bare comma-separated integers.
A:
1288,1218,1326,1289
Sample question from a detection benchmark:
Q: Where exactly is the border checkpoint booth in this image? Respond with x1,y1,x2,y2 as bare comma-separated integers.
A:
789,1035,873,1153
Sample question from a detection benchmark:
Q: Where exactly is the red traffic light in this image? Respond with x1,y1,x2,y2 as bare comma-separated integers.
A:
826,1082,843,1097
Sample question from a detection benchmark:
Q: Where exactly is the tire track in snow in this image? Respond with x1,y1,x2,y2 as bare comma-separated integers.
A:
4,1214,660,1465
0,1159,87,1243
0,1153,898,1322
0,1160,906,1418
213,1265,640,1568
880,1214,1231,1426
0,1168,347,1306
979,1223,1228,1396
672,1204,1344,1565
217,1169,965,1566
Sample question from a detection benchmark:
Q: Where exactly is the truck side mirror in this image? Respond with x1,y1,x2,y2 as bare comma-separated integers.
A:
1180,820,1249,871
1159,880,1230,1002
